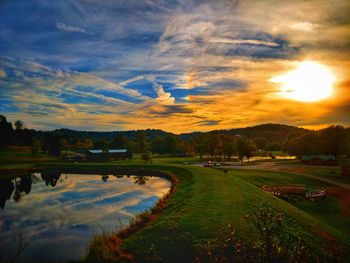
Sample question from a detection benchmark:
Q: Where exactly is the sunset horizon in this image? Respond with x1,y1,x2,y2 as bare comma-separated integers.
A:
1,0,349,133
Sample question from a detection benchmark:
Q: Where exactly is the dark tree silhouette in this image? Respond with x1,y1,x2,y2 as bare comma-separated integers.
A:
110,135,129,149
14,120,23,130
13,175,33,202
0,115,14,146
235,137,257,163
41,172,61,187
135,131,148,153
0,179,15,209
320,125,346,158
42,133,63,157
134,176,148,185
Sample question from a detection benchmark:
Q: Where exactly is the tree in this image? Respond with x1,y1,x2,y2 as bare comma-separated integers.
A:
42,133,64,157
222,135,236,160
110,135,129,149
141,152,152,163
0,115,14,146
284,133,323,157
60,139,68,155
135,131,148,153
235,137,257,163
191,134,208,161
267,143,281,151
320,125,346,158
15,128,33,146
31,138,41,156
150,135,185,156
345,128,350,158
208,134,224,160
93,139,109,151
253,137,268,150
284,126,346,159
14,120,23,130
72,139,93,150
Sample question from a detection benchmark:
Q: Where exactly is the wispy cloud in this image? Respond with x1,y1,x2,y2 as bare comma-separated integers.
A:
56,22,86,33
0,0,349,132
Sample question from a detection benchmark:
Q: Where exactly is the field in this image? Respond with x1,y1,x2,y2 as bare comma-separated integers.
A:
1,147,350,262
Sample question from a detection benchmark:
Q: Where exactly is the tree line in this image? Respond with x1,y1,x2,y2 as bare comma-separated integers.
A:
1,115,349,160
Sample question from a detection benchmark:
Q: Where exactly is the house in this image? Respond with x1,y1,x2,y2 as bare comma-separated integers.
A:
85,149,105,161
85,149,132,161
301,155,337,165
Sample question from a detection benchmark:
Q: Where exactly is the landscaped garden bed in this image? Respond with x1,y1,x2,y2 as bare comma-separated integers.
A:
262,184,326,200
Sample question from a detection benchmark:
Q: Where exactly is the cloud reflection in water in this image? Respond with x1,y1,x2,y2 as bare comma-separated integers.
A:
0,173,170,262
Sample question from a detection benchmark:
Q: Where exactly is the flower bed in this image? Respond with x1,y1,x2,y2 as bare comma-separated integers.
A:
262,184,326,201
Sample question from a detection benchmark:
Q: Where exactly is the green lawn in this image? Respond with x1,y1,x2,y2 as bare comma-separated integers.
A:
276,162,350,185
231,169,350,242
120,165,350,262
0,146,57,170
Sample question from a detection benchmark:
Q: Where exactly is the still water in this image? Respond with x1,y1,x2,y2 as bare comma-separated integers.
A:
0,173,171,262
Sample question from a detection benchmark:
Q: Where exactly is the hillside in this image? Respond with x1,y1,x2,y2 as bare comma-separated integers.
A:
181,123,309,143
33,124,309,145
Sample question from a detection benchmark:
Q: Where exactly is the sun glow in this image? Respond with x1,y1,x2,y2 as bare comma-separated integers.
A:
271,61,335,102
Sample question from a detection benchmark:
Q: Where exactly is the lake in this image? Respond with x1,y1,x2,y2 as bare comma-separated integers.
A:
0,173,171,262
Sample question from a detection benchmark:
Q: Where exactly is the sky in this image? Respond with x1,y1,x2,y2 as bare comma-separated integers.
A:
0,0,349,133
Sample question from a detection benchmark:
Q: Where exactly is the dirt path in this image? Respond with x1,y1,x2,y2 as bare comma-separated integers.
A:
220,162,350,190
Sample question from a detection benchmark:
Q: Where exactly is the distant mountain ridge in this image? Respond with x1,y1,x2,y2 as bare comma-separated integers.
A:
181,123,308,141
34,123,309,144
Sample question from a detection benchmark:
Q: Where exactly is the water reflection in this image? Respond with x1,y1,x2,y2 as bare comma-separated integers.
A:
0,174,162,210
0,173,67,208
41,172,61,187
134,175,149,185
0,173,170,262
0,179,14,209
13,175,32,203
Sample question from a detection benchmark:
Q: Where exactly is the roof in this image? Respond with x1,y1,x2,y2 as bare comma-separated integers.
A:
87,150,103,154
301,155,336,161
108,149,128,153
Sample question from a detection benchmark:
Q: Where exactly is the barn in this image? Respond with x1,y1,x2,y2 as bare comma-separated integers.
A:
85,149,132,161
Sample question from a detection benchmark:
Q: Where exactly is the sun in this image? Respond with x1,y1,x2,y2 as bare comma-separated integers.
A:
271,61,335,102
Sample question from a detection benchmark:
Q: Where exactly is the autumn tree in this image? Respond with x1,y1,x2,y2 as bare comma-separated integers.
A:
222,135,236,160
235,137,257,163
320,125,346,158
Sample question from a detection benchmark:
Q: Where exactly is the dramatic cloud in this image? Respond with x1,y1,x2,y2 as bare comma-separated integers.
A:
0,0,349,132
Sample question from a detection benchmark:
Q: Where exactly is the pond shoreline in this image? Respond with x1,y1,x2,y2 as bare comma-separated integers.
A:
1,164,182,262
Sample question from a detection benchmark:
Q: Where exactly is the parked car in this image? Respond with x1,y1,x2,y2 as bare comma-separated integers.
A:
203,161,214,167
203,162,221,167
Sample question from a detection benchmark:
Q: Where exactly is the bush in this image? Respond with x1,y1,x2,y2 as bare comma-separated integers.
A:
141,152,152,163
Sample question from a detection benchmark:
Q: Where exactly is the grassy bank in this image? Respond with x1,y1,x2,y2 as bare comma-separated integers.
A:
231,169,350,242
118,166,350,262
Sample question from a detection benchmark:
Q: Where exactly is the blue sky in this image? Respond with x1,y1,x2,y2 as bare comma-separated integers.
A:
0,0,349,132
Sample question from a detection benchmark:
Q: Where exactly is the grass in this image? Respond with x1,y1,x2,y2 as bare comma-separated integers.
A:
0,146,57,171
119,165,350,262
231,169,350,242
272,161,350,185
1,147,350,262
